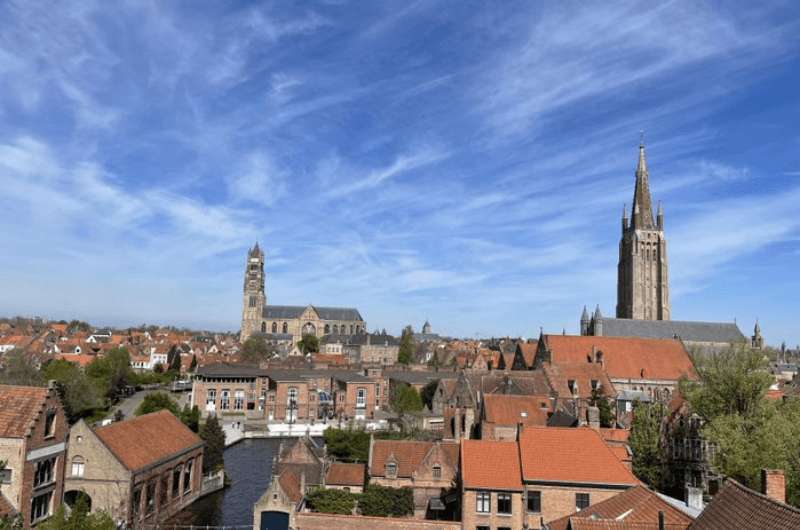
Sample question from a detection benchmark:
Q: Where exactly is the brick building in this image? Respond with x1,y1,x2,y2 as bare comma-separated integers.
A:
190,363,269,419
461,439,525,530
63,410,204,526
479,394,551,441
0,383,68,528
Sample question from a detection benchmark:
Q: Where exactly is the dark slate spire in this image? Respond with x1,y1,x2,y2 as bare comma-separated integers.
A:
631,141,656,230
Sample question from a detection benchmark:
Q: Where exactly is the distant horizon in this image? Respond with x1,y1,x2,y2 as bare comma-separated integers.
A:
2,2,799,344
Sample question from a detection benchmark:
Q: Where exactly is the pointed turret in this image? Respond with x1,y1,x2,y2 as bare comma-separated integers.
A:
594,305,603,320
622,204,629,232
580,306,590,335
631,142,655,230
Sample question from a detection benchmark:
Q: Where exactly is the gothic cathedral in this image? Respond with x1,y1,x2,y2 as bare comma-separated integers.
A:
616,142,670,321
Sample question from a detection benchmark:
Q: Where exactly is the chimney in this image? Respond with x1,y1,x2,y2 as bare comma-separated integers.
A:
761,469,786,503
587,405,600,429
685,486,704,510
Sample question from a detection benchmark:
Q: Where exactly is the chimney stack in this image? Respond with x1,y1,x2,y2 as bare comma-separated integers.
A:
761,469,786,504
686,486,704,510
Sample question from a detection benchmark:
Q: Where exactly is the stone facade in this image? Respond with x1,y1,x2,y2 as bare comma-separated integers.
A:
617,142,670,321
240,244,365,344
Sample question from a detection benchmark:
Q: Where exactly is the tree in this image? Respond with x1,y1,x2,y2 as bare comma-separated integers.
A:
391,384,423,415
0,350,43,387
398,326,415,365
324,427,370,462
305,487,356,515
86,347,132,401
420,380,439,411
67,320,92,334
189,354,198,372
241,336,270,363
629,401,667,489
135,392,179,416
589,388,615,428
42,360,103,422
180,405,201,432
168,350,182,373
358,484,414,517
426,350,441,370
297,334,319,354
200,415,226,473
153,363,164,374
38,494,115,530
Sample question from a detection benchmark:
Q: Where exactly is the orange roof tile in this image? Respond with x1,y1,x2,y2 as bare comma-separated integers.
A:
518,342,538,367
370,440,458,478
519,426,639,486
55,353,96,368
461,439,522,491
279,471,303,503
94,410,202,471
543,335,697,382
543,362,616,399
325,462,365,487
482,394,550,426
0,384,49,438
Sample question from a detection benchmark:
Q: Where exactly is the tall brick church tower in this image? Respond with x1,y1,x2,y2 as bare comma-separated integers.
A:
241,242,266,340
616,141,670,321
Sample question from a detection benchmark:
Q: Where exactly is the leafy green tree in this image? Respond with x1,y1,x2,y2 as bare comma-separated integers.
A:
305,487,356,514
241,336,271,362
358,484,414,517
297,334,320,354
67,320,92,334
42,360,103,422
420,380,439,411
168,350,182,373
86,347,132,401
0,350,43,387
391,384,423,414
180,404,201,432
38,494,115,530
153,362,164,374
135,392,179,416
398,326,415,365
200,414,226,473
629,401,667,489
324,428,370,462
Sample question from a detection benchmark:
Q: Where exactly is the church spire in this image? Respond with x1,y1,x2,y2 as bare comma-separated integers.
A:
631,141,655,230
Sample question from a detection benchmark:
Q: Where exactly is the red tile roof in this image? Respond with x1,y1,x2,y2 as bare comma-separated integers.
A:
543,335,697,382
279,471,304,503
94,410,202,471
0,384,49,438
519,427,639,486
370,440,458,478
461,439,523,491
482,394,550,426
325,462,365,487
543,363,616,399
548,485,693,530
518,342,538,367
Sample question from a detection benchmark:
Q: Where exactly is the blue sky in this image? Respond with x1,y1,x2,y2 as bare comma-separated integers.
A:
1,2,799,344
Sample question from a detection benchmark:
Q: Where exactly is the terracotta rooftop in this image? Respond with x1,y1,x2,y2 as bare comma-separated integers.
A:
94,410,203,472
0,384,49,438
279,470,304,504
519,427,639,486
542,335,697,382
461,439,523,491
548,484,693,530
518,342,538,367
543,362,616,399
482,394,550,426
370,440,458,478
688,479,800,530
325,462,365,487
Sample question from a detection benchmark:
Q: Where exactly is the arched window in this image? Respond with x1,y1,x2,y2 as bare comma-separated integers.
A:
333,325,339,334
324,324,330,334
432,464,442,479
350,325,354,334
261,322,266,333
282,322,288,334
71,456,85,478
272,322,277,333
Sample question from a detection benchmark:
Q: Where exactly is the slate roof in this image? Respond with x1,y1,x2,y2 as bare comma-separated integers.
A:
594,318,746,344
548,485,694,530
325,462,365,487
196,363,267,378
94,410,203,472
321,333,399,346
262,305,363,321
688,479,800,530
519,427,639,486
0,384,49,438
461,439,522,491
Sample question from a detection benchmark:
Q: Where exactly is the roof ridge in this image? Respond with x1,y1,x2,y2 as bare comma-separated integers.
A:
726,478,800,514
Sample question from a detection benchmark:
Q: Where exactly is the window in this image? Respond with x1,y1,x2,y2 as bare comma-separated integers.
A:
333,325,339,334
132,488,142,518
576,493,590,511
477,527,490,530
146,481,156,515
0,468,12,484
249,295,257,308
221,389,230,410
282,322,288,333
34,457,56,487
498,527,512,530
527,490,541,513
71,456,85,478
272,322,278,333
183,459,194,493
350,325,355,334
261,322,266,333
207,389,216,409
386,462,397,478
497,492,512,514
288,387,298,406
476,491,491,513
356,387,366,408
160,474,170,506
30,492,52,524
172,466,182,498
432,464,442,479
44,409,57,438
325,324,330,334
234,390,245,410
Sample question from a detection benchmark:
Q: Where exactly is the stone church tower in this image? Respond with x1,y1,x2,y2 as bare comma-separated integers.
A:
241,242,266,340
616,142,670,320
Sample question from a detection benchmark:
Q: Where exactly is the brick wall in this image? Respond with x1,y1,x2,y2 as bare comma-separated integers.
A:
462,488,525,530
523,484,628,527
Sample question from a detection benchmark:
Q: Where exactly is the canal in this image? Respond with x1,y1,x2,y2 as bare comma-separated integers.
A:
168,437,321,526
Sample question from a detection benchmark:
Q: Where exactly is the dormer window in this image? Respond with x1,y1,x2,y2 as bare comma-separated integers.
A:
386,462,397,478
591,380,600,391
432,464,442,479
568,380,578,395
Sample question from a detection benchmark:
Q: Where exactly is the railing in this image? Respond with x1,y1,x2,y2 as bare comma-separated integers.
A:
200,469,225,497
